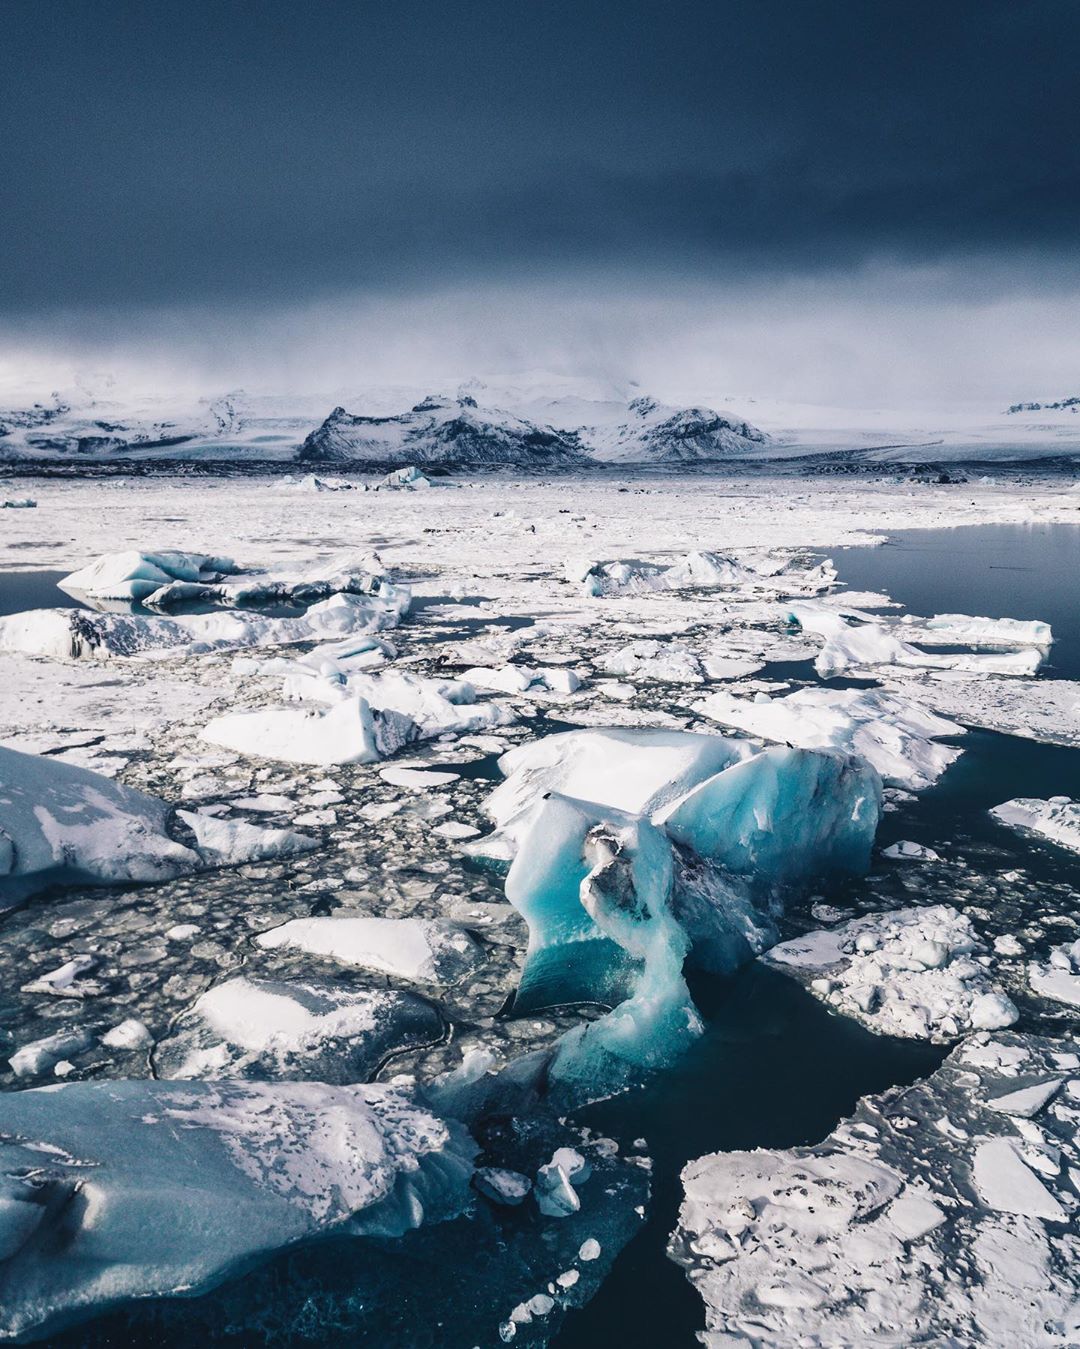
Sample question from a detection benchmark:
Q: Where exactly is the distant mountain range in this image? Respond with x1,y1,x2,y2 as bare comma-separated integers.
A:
0,384,768,466
1005,397,1080,414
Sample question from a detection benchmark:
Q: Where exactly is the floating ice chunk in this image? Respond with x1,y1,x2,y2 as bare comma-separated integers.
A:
479,727,752,857
0,1079,474,1341
255,915,484,984
657,746,880,885
599,640,704,683
787,602,1045,678
570,551,773,598
887,676,1080,750
474,1167,532,1206
463,665,580,696
883,839,941,861
1029,940,1080,1008
176,809,317,865
0,745,198,907
909,613,1052,648
202,695,382,766
21,954,103,999
535,1163,581,1217
60,549,240,602
380,765,460,788
985,1079,1062,1118
670,1032,1080,1347
991,796,1080,855
9,1028,94,1078
766,905,1018,1042
1,497,35,508
155,977,442,1082
101,1018,152,1050
698,685,963,790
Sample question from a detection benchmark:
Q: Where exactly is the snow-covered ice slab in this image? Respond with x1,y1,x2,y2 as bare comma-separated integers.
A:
175,809,317,865
905,612,1053,648
1029,941,1080,1009
0,590,408,662
568,550,834,599
0,745,198,907
895,676,1080,749
599,640,704,683
766,905,1018,1042
787,602,1045,678
670,1031,1080,1348
991,796,1080,855
255,915,485,984
698,685,964,790
202,695,384,765
0,1079,474,1341
155,977,442,1082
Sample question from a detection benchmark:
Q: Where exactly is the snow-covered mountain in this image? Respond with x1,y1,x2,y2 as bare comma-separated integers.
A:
298,395,585,465
575,395,766,461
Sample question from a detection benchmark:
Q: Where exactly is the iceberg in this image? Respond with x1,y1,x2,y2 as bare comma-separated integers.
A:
202,695,384,765
766,905,1018,1041
0,745,198,907
0,590,409,662
991,795,1080,855
478,727,753,858
59,549,240,602
0,1079,475,1341
670,1031,1080,1348
154,977,443,1081
255,914,485,984
505,792,700,1089
698,685,964,790
657,746,880,885
908,612,1052,648
599,640,704,683
1028,940,1080,1008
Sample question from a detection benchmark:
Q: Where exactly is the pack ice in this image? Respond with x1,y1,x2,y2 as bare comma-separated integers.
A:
670,1031,1080,1347
0,1079,475,1341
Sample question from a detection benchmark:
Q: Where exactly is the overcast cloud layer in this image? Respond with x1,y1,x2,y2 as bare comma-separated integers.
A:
2,0,1078,407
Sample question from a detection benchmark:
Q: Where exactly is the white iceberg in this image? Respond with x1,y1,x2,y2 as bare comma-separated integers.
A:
1029,940,1080,1008
598,640,704,683
0,1079,475,1341
60,549,240,602
175,809,318,865
908,612,1052,648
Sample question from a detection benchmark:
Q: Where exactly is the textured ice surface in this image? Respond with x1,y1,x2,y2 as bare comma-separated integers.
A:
256,914,485,984
671,1032,1080,1348
908,612,1053,648
175,809,317,865
699,685,963,789
155,976,442,1082
767,905,1019,1042
202,694,384,765
0,745,198,906
1029,941,1080,1009
992,796,1080,855
0,1079,475,1341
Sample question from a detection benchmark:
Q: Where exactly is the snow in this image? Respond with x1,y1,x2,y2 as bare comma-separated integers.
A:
255,915,484,983
766,905,1018,1042
0,745,198,907
992,796,1080,855
1029,941,1080,1008
0,1079,474,1340
670,1031,1080,1348
699,685,964,790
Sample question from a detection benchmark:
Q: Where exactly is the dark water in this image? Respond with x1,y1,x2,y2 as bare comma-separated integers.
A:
835,522,1080,679
0,570,86,615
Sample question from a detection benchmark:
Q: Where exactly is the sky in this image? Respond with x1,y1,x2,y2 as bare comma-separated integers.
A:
1,0,1078,409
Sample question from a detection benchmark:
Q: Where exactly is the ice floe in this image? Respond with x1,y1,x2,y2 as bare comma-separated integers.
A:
670,1031,1080,1347
0,1079,474,1340
766,905,1018,1042
0,745,198,907
176,809,318,864
255,914,484,983
155,977,443,1081
991,796,1080,855
1029,941,1080,1009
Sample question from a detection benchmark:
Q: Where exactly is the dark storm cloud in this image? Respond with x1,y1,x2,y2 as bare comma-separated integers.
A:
1,0,1078,313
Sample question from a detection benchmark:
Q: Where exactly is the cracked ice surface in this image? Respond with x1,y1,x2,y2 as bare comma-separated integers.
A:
671,1031,1080,1348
